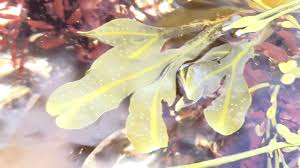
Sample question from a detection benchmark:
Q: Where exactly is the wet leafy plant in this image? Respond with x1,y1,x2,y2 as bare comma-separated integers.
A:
46,18,226,153
47,0,300,167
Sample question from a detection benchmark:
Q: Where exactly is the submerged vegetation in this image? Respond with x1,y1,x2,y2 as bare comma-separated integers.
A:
47,0,300,167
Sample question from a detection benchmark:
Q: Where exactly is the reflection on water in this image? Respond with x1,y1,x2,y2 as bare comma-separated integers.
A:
0,49,127,168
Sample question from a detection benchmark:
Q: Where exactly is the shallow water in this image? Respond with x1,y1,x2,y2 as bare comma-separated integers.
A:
1,1,300,168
